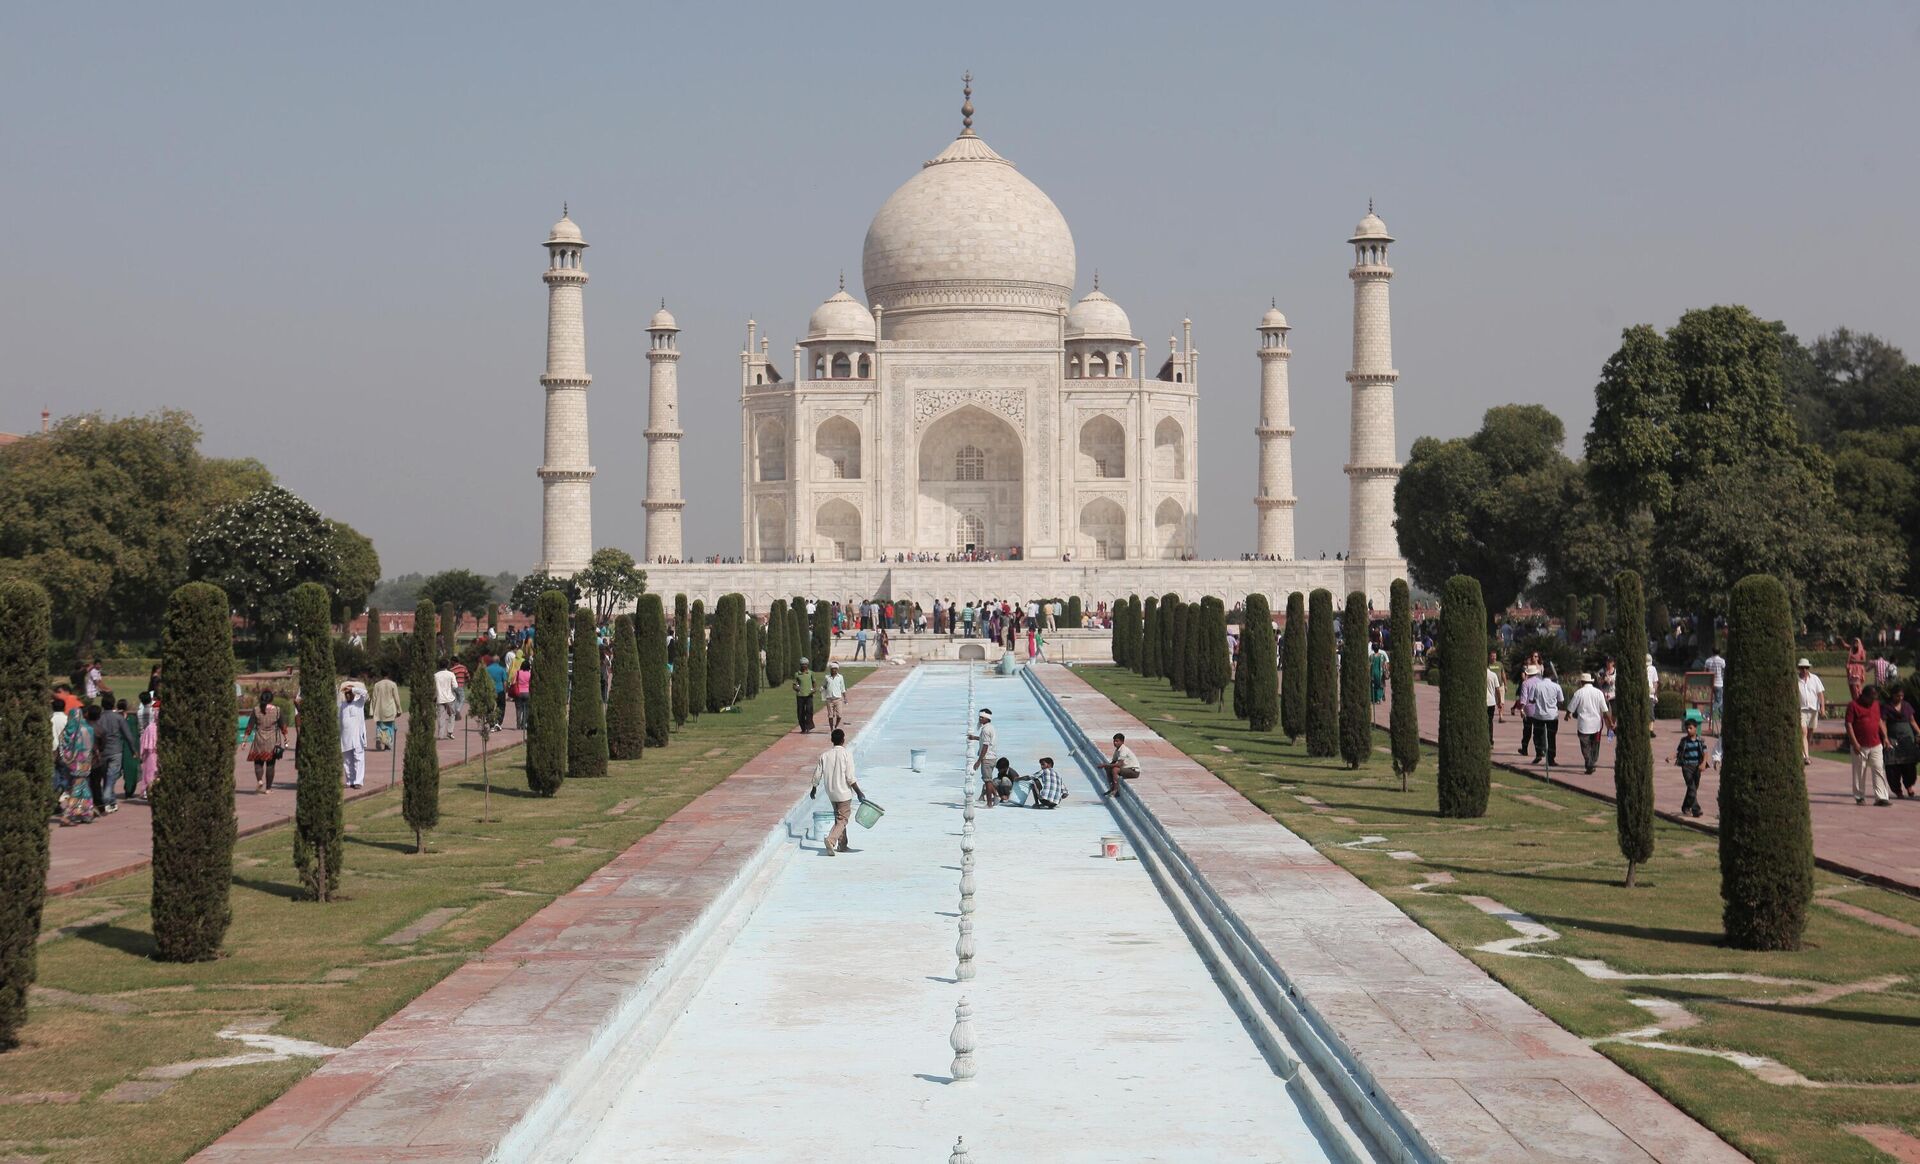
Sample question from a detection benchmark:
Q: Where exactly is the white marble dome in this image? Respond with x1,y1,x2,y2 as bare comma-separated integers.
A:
547,213,584,245
1066,288,1134,340
1349,211,1392,242
1260,305,1290,329
861,133,1076,301
806,289,876,341
648,305,678,330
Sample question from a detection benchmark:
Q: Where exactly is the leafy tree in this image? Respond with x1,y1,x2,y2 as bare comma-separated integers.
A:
403,600,443,845
292,583,344,900
369,572,427,612
524,591,568,796
1280,592,1307,742
606,614,646,761
568,606,608,778
637,595,671,747
511,571,578,616
709,596,741,711
187,485,342,654
0,581,52,1048
0,409,269,653
151,581,236,962
671,595,691,726
1141,596,1160,677
765,600,789,685
419,569,495,625
1305,589,1337,757
1612,571,1654,887
327,521,380,622
1388,580,1419,790
1242,594,1278,732
1586,324,1682,519
577,547,647,622
1339,591,1371,769
1436,576,1490,817
467,660,499,821
1782,328,1920,450
686,597,708,719
1720,574,1814,949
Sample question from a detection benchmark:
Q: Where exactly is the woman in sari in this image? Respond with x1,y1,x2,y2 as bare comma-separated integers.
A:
136,703,160,798
56,712,96,824
1846,637,1869,698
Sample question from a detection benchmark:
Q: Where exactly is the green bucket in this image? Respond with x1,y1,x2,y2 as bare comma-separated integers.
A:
854,799,885,829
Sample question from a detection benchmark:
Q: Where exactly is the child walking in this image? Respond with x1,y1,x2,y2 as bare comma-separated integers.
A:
1673,719,1708,818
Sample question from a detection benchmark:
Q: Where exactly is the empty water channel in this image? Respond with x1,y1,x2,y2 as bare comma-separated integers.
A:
525,664,1416,1163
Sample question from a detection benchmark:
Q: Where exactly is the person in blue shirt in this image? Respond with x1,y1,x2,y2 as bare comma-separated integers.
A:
1673,719,1708,818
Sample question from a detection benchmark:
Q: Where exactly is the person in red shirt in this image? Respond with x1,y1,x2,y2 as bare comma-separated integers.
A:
450,659,470,723
52,684,82,713
1845,687,1894,806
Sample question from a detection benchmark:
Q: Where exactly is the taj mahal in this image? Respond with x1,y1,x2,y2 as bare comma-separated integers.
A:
534,80,1407,611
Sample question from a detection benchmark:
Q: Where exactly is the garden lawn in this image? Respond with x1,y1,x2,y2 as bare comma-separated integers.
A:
1,669,871,1164
1078,666,1920,1164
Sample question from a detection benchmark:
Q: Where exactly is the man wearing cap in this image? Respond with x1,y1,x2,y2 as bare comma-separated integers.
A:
793,658,817,734
339,681,368,789
968,708,999,805
1565,672,1612,775
1796,658,1825,765
822,661,848,730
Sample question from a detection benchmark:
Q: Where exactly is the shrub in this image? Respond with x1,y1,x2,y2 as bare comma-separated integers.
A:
1141,596,1160,677
689,598,710,716
1065,596,1082,629
637,595,671,747
0,581,52,1048
671,595,691,727
1436,575,1490,818
404,600,443,843
568,606,608,778
1281,592,1307,742
1612,571,1654,886
1305,589,1338,757
524,591,568,797
1654,690,1686,719
1339,591,1372,769
1720,573,1814,950
765,600,788,685
152,582,237,962
1389,579,1419,788
1243,594,1279,732
292,583,344,900
1504,633,1580,691
606,614,646,760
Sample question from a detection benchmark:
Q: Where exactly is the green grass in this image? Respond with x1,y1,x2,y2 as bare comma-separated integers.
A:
1079,665,1920,1164
2,669,871,1164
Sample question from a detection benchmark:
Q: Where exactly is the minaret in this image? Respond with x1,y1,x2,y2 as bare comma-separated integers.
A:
644,301,685,562
1345,203,1402,561
1254,303,1296,558
537,207,594,575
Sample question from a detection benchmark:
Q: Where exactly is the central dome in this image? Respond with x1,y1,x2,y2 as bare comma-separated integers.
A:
860,132,1076,310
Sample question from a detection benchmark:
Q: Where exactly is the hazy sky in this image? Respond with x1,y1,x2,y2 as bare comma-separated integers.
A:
4,3,1915,576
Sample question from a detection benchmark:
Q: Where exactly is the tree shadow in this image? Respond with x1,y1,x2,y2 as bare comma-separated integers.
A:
73,923,156,960
1532,913,1725,948
1320,800,1441,820
472,784,546,799
1420,861,1614,886
344,835,421,854
231,875,306,901
1635,986,1920,1027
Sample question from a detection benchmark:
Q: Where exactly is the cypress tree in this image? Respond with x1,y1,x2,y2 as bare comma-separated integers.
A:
1141,596,1160,677
0,581,53,1048
440,599,457,660
1065,596,1082,630
1649,598,1671,649
1720,573,1813,950
1244,594,1280,732
671,594,691,726
766,600,788,685
1201,597,1230,705
810,600,832,671
1118,595,1139,667
524,591,568,797
1388,579,1419,791
1159,593,1178,682
467,660,499,821
1167,599,1189,693
1281,592,1307,742
1588,593,1609,638
1563,592,1581,644
1305,589,1338,757
606,613,646,760
365,606,382,663
1339,591,1372,769
637,594,671,747
708,596,739,711
292,583,344,901
789,596,808,672
1232,619,1250,718
568,606,608,778
688,598,709,716
404,599,444,844
732,596,753,699
1436,575,1491,818
151,581,237,963
1612,570,1654,886
744,612,763,697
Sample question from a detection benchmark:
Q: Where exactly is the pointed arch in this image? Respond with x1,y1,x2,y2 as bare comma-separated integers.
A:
1153,417,1187,480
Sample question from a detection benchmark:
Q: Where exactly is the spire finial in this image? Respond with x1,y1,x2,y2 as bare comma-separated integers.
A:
960,72,975,136
1368,196,1374,214
660,297,666,309
1092,269,1100,291
839,269,846,292
1272,297,1277,308
563,201,569,219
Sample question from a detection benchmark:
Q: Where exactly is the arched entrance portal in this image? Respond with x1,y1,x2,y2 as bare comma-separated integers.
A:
918,405,1022,556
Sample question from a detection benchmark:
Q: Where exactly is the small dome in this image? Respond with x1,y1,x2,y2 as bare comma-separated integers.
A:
1349,210,1392,242
807,289,876,341
1065,288,1133,340
547,212,584,245
1260,305,1289,329
648,305,678,330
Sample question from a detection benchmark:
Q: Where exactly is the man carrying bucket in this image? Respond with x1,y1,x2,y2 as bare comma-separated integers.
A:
810,728,865,856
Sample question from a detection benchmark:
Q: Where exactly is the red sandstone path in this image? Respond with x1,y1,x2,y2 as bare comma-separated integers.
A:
46,713,514,895
1383,682,1920,892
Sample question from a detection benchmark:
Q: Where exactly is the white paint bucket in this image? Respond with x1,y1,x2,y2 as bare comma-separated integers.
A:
1100,834,1122,859
812,810,837,840
910,747,927,771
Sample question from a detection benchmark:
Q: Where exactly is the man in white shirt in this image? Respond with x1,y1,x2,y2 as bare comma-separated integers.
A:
1531,667,1565,768
1097,732,1141,798
433,661,459,740
1565,673,1612,775
1704,649,1727,732
967,709,1000,805
1485,650,1505,743
809,728,865,856
339,683,368,789
822,661,849,730
1797,658,1826,765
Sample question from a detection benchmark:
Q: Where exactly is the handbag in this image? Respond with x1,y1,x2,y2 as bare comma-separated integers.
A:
272,743,286,761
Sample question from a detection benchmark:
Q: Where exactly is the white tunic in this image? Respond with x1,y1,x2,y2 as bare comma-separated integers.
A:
339,695,368,753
